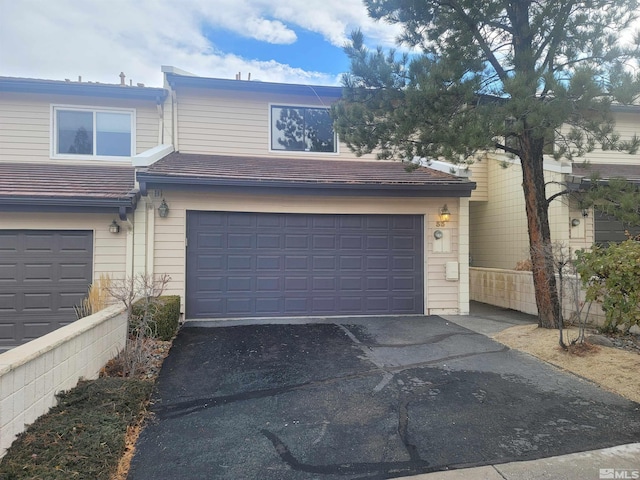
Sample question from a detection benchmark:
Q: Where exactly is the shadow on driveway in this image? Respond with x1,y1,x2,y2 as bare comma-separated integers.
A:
128,316,640,480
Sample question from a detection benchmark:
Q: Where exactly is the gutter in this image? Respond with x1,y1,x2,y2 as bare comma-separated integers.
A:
0,77,167,101
0,192,140,220
137,173,476,198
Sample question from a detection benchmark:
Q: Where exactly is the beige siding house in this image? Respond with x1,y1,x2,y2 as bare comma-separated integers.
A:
467,105,640,315
136,68,476,320
1,70,477,349
0,76,167,348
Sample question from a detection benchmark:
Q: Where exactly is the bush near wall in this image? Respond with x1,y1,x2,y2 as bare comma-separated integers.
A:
576,240,640,333
130,295,180,341
0,378,151,480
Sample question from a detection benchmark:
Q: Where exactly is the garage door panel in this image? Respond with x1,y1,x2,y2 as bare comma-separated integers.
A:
0,264,18,282
313,256,336,270
366,297,390,311
367,256,389,270
197,233,224,248
256,277,280,291
227,255,252,270
0,230,93,346
312,216,337,228
24,264,54,281
367,236,390,249
59,234,93,252
284,276,308,291
0,323,15,341
394,256,417,270
257,256,281,270
186,212,423,318
59,263,92,281
285,256,309,270
257,234,281,249
340,277,363,291
0,234,19,251
228,234,253,248
255,297,281,313
227,298,253,314
341,236,364,249
313,277,337,291
0,293,18,311
285,235,309,248
284,297,309,313
24,234,55,252
340,256,363,270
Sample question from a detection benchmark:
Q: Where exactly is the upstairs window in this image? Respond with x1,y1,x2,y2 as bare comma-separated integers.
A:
271,105,336,153
53,107,134,158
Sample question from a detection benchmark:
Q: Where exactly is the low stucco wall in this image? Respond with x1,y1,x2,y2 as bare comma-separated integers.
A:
0,304,127,458
470,267,605,324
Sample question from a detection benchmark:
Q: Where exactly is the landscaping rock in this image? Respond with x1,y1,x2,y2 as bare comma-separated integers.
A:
586,334,614,347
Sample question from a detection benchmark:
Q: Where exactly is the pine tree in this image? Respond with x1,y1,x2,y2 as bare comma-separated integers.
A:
332,1,640,328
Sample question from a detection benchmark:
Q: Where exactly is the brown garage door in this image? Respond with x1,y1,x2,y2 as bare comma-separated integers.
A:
186,212,424,318
0,230,93,348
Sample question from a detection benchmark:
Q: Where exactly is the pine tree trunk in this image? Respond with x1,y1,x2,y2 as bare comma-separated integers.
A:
519,138,561,328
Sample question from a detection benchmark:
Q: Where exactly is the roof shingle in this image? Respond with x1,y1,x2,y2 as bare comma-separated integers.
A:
0,163,136,200
140,153,473,191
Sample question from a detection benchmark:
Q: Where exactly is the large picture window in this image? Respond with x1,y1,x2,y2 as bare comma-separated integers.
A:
271,105,336,153
54,107,133,158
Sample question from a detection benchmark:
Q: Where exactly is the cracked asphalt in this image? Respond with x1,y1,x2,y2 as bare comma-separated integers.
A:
127,315,640,480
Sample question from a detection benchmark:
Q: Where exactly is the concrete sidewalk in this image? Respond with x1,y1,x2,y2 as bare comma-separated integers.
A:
405,443,640,480
426,303,640,480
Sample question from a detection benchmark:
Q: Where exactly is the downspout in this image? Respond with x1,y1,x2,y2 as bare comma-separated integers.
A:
156,98,164,145
124,217,135,278
146,201,155,278
171,90,179,151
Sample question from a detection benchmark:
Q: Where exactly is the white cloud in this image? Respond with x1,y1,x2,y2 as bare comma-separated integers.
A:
0,0,401,86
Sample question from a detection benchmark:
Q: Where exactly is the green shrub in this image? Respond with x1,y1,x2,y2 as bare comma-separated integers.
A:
131,295,180,340
576,240,640,333
0,378,152,480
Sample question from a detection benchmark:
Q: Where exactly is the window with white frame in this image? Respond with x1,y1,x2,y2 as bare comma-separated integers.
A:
53,107,134,158
271,105,336,153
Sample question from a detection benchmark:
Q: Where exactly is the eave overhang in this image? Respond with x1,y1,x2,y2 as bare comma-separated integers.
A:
164,73,342,99
0,76,167,101
0,192,140,221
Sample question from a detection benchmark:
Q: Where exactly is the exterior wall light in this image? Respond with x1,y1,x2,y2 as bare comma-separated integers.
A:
571,218,581,227
158,199,169,218
109,220,120,234
439,204,451,223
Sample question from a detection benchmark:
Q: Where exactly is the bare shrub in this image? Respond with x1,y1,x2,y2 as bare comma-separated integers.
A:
105,274,171,377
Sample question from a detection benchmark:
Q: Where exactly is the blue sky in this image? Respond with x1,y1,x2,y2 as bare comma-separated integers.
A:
0,0,401,87
204,27,351,79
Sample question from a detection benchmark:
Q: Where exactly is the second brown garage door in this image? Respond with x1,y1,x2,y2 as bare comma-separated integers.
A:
0,230,93,348
186,212,424,318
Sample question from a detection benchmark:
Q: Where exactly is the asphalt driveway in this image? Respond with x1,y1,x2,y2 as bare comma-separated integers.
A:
128,314,640,479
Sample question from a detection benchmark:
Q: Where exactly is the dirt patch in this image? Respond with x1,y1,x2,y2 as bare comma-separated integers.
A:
110,339,172,480
492,324,640,404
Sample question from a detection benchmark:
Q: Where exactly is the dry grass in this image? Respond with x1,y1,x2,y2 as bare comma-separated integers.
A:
75,274,113,318
493,324,640,404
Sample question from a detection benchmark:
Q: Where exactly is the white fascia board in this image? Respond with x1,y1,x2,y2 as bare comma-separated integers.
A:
490,153,572,174
414,157,472,178
132,144,174,167
160,66,197,76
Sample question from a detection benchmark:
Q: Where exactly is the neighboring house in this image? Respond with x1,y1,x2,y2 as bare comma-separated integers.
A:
0,76,167,349
468,104,640,271
467,104,640,315
0,68,476,348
